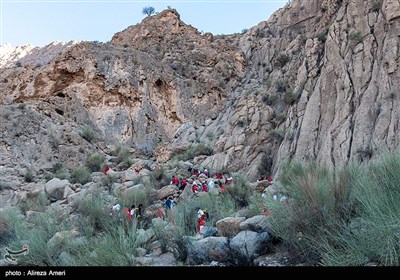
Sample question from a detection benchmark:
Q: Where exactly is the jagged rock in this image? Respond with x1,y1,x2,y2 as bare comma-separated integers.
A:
66,189,87,206
63,186,75,199
134,247,147,257
0,190,17,208
134,257,154,266
147,240,162,252
45,178,71,202
152,252,177,266
186,236,229,265
121,170,140,183
156,185,179,200
239,215,270,233
136,228,155,247
200,226,218,238
230,230,271,259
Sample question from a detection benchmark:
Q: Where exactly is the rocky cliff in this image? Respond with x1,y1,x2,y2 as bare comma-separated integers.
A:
1,0,400,188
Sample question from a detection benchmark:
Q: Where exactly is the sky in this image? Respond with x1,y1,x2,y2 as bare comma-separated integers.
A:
0,0,287,47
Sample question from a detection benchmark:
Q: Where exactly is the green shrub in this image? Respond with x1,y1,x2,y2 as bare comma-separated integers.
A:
349,31,362,44
315,29,328,42
267,151,400,265
270,128,285,141
86,153,106,172
24,171,34,182
117,186,150,210
76,189,113,231
152,219,191,261
54,168,69,180
222,174,254,208
101,174,119,192
237,116,248,128
48,134,59,150
172,143,213,162
0,207,21,245
275,53,289,68
275,80,287,93
120,158,134,170
262,93,278,106
7,208,72,266
19,191,50,213
371,0,381,12
206,131,214,141
18,103,26,110
70,167,91,184
284,88,300,105
113,145,131,164
266,161,348,264
73,224,139,265
79,127,95,143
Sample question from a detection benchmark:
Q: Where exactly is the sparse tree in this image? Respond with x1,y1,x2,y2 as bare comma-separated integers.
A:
142,6,155,17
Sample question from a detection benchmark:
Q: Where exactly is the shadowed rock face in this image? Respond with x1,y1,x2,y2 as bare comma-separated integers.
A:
1,0,400,185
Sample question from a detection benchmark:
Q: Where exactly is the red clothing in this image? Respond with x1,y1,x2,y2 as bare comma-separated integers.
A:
192,184,199,193
103,166,110,175
156,209,165,219
197,214,206,232
123,207,132,221
216,173,223,179
267,176,273,183
172,177,179,185
262,210,271,216
202,183,208,192
182,178,187,187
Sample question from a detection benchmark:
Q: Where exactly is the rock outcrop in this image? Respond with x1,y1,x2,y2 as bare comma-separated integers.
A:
1,0,400,186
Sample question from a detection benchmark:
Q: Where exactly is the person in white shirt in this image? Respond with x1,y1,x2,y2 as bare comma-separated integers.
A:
111,200,121,217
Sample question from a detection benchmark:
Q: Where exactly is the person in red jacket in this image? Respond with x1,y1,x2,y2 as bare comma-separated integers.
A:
192,181,199,193
171,175,179,186
196,207,206,233
103,165,110,175
202,182,208,192
180,178,187,190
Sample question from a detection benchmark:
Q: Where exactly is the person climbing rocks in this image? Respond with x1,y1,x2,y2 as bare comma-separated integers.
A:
192,181,199,193
103,165,110,175
196,207,206,233
171,175,179,186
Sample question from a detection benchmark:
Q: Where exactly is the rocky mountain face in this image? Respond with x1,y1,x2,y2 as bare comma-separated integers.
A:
1,0,400,190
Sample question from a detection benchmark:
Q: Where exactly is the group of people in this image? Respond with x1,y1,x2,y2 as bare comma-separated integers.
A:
110,200,143,222
168,166,233,195
257,175,273,183
107,164,281,236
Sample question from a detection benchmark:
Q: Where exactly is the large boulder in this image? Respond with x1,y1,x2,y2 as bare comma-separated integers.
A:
186,236,229,265
239,215,270,233
230,230,271,259
156,185,178,200
216,217,246,237
45,178,71,202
